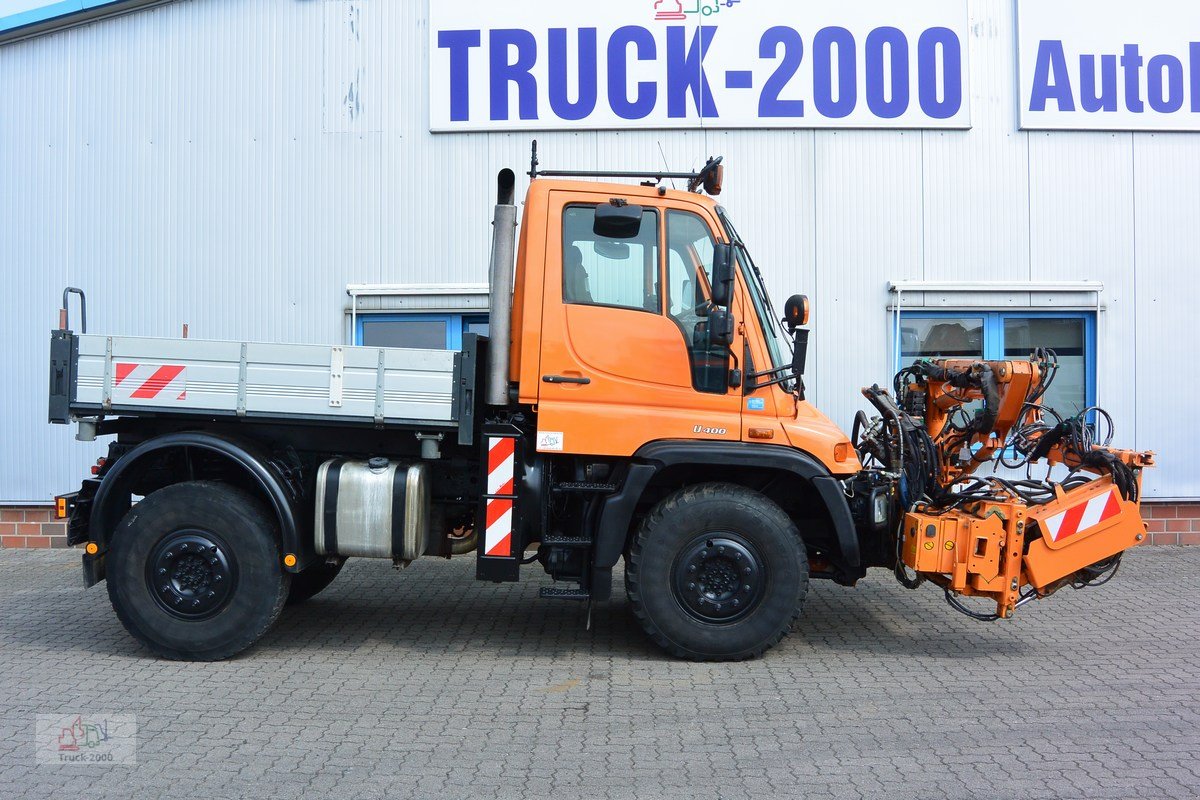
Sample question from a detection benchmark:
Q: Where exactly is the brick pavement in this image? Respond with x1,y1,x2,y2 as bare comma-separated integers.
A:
1,547,1197,799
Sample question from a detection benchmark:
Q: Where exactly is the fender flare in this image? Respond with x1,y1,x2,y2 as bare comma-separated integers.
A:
90,431,310,572
593,440,860,572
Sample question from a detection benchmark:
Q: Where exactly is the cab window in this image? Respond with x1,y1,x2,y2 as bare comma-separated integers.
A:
562,206,660,313
667,210,729,394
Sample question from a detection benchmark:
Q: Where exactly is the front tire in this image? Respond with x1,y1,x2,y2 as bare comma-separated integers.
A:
106,481,290,661
625,482,809,661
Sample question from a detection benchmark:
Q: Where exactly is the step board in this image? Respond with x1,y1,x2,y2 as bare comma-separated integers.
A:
539,586,590,601
540,534,593,547
550,482,618,494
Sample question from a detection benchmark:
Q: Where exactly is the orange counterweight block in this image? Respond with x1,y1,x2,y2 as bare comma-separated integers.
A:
900,476,1149,618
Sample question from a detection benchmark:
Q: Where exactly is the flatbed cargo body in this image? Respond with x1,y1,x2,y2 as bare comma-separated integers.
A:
52,332,463,430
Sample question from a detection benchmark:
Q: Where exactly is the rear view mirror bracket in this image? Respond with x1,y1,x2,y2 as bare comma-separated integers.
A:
593,201,643,239
711,243,734,307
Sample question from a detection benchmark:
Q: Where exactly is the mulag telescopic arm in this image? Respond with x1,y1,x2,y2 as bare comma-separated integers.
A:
855,350,1154,620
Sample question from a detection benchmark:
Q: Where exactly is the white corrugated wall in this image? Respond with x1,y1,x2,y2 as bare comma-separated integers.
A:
0,0,1196,501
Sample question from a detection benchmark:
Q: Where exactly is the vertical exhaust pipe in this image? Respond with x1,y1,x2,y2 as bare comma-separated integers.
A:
486,169,517,406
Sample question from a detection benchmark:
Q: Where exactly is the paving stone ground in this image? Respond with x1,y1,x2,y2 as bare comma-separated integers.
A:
1,546,1197,800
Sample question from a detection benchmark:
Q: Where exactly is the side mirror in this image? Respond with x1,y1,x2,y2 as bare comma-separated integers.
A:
711,243,734,307
708,307,735,347
594,202,643,239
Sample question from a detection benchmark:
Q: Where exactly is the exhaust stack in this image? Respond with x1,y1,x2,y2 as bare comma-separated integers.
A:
485,169,517,406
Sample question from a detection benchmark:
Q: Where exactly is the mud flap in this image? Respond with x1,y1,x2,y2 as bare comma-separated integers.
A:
476,424,522,582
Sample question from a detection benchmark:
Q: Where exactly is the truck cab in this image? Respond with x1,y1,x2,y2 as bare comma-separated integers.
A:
509,177,859,473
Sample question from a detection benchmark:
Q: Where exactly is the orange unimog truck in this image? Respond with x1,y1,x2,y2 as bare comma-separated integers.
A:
48,145,1154,661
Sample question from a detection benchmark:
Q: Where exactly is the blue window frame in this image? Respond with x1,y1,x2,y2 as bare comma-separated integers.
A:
355,313,490,351
897,310,1096,415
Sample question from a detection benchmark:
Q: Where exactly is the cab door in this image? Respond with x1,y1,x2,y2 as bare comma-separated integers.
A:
535,189,743,457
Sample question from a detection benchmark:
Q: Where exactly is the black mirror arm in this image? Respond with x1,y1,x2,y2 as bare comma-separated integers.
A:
746,364,793,380
746,373,795,391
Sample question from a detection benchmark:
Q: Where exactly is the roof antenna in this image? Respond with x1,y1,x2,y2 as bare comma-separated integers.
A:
656,141,676,190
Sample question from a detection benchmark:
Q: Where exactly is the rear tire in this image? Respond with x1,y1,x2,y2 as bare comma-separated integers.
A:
286,560,344,605
106,481,290,661
625,482,809,661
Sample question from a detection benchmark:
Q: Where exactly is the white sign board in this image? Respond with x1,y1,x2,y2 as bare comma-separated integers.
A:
429,0,971,132
1018,0,1200,131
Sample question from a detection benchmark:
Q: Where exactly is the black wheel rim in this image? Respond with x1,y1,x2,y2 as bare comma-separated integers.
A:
146,529,238,620
671,533,766,623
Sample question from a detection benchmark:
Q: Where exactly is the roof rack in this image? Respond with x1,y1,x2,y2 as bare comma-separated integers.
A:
527,140,723,195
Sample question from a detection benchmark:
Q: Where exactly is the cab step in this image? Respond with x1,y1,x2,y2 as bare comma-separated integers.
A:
540,534,593,547
539,586,590,601
550,481,617,494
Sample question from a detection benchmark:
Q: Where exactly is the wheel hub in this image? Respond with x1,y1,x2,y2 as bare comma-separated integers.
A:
672,534,765,623
146,530,237,620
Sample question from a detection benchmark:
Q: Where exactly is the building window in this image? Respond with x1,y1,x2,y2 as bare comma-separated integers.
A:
899,311,1095,414
356,313,489,350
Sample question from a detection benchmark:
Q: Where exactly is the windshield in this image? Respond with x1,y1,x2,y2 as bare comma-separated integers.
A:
717,209,792,387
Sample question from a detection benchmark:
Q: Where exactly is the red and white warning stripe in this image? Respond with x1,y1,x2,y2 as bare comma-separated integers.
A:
1042,489,1121,542
484,436,515,557
114,363,187,402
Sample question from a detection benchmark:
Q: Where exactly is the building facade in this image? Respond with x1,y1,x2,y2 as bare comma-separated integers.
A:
2,0,1197,547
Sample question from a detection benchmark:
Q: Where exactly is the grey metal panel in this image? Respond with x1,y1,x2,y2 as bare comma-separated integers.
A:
1133,134,1199,499
922,0,1031,284
1026,131,1136,452
1,0,1197,501
813,130,924,410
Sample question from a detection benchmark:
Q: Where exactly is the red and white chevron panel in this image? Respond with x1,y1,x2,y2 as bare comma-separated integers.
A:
484,436,516,557
1042,489,1121,542
114,363,187,402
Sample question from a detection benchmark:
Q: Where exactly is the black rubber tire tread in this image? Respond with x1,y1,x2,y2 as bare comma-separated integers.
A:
285,560,344,605
106,481,290,661
625,482,809,661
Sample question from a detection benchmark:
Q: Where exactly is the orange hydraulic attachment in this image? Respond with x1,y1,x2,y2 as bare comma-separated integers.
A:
892,356,1154,618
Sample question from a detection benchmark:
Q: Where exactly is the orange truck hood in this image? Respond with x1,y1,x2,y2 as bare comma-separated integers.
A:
780,400,862,476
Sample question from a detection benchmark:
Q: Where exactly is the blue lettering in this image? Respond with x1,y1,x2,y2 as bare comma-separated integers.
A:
1080,54,1118,112
607,26,657,120
758,26,804,118
813,26,856,119
490,29,538,121
1147,54,1184,113
667,25,718,119
549,28,598,121
437,30,481,122
1029,39,1075,112
1192,43,1200,113
865,27,909,119
1121,44,1144,113
918,27,962,119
